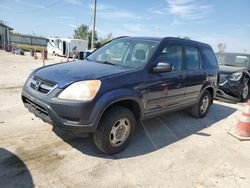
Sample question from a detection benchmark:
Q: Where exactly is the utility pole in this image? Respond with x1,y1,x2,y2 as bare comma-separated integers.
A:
91,0,97,50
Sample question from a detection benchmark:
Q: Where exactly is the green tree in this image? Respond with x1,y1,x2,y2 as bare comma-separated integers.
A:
73,24,99,49
73,24,89,40
74,24,98,49
96,33,113,48
74,24,113,49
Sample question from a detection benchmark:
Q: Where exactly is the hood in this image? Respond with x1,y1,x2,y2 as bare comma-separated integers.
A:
34,60,132,88
219,65,247,75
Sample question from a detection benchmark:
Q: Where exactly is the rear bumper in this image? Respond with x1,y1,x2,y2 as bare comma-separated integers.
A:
21,86,100,133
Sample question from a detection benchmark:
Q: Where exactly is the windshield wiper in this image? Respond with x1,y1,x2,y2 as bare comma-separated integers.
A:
99,61,118,66
223,64,236,67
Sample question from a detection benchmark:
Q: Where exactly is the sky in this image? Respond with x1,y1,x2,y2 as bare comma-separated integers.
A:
0,0,250,52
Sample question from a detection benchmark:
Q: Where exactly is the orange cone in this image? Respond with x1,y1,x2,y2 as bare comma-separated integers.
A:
229,100,250,141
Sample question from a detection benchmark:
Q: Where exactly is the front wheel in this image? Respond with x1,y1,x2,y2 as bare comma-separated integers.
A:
93,106,136,154
240,84,249,101
190,90,212,118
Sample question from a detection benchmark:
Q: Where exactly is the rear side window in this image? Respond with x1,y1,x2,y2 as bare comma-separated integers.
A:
157,45,183,71
185,46,201,70
204,48,218,67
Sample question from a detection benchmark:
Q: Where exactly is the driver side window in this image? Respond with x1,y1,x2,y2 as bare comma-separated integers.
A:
157,45,183,71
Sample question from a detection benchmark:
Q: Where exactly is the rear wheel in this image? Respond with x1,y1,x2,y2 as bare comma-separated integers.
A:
240,84,249,101
93,106,136,154
190,90,211,118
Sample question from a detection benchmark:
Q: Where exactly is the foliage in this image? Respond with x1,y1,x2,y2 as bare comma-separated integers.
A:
73,24,113,49
10,32,23,37
73,24,98,49
96,33,113,48
73,24,89,40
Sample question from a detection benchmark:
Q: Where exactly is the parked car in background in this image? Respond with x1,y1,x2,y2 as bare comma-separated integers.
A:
22,37,218,154
216,52,250,102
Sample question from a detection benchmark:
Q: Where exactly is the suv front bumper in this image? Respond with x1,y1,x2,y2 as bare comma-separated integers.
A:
22,85,100,133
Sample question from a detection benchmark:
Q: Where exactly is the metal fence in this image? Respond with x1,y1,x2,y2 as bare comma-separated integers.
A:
10,34,48,47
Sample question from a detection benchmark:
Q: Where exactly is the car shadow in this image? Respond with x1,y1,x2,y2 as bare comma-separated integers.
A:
53,103,236,159
0,148,34,188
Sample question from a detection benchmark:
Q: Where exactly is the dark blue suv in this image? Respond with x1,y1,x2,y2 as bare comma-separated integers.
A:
22,37,219,153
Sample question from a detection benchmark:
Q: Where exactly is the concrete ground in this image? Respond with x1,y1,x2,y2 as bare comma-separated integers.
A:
0,50,249,188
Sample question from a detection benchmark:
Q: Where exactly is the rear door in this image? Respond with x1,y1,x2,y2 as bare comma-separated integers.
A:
183,45,206,104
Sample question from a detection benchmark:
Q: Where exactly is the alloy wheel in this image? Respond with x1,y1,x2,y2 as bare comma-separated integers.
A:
242,84,249,100
200,95,209,114
109,117,131,147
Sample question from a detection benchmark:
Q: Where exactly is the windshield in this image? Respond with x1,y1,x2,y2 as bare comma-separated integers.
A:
216,53,250,67
87,38,159,68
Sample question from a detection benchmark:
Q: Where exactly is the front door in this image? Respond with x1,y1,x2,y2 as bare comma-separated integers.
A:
145,44,186,115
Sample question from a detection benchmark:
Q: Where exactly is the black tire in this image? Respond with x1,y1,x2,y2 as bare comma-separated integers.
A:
240,84,249,102
190,90,212,118
93,106,136,154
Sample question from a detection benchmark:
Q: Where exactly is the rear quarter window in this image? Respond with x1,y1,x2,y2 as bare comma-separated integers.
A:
203,48,218,68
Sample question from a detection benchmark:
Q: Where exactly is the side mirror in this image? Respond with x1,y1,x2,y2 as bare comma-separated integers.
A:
83,51,91,59
79,51,92,60
153,62,172,73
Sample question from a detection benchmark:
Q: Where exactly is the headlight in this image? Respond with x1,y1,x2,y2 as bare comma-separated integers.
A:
25,71,36,86
228,72,242,81
58,80,101,101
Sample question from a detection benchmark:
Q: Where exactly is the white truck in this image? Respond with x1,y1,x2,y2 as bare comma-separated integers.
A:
47,38,88,57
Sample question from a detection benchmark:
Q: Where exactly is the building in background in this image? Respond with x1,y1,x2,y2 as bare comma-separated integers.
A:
0,21,13,51
0,21,48,52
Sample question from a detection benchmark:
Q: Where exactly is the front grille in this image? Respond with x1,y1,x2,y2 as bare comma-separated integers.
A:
22,96,48,115
22,96,52,124
30,76,57,94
